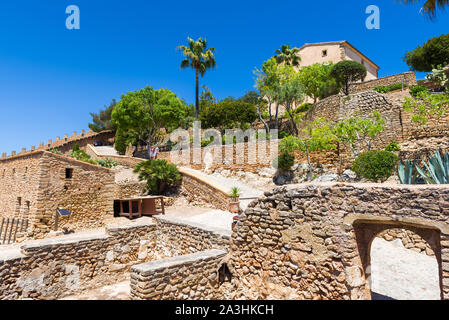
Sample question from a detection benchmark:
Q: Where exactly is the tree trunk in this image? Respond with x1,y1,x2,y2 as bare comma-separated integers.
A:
257,103,270,134
195,68,200,119
306,143,313,180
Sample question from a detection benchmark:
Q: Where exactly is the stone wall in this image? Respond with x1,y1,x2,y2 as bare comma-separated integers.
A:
348,72,417,94
227,183,449,300
0,220,158,300
378,228,434,256
153,216,230,257
180,170,230,211
130,249,226,300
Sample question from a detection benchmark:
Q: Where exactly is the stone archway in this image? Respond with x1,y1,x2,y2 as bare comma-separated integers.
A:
353,221,443,300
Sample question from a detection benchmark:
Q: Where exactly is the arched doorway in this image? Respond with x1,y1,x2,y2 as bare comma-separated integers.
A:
354,222,443,300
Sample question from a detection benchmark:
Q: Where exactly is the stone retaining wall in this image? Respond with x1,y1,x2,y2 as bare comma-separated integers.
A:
130,249,226,300
0,220,158,300
227,183,449,300
348,72,417,94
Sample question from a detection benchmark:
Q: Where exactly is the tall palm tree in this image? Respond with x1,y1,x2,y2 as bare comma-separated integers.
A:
274,45,301,67
178,37,216,119
400,0,449,19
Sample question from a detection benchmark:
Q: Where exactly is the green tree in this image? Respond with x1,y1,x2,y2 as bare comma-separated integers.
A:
298,62,340,103
280,118,337,179
403,33,449,72
332,111,386,157
200,99,257,131
274,44,301,67
112,86,188,155
399,0,449,19
330,61,367,95
178,37,216,119
88,99,117,132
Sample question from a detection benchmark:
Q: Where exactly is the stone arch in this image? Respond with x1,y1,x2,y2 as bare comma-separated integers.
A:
353,220,443,300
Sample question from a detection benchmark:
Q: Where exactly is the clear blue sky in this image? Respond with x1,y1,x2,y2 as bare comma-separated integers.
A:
0,0,448,153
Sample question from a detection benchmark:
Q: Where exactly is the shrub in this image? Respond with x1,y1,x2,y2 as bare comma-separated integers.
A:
71,144,98,165
49,148,63,155
295,103,313,114
200,100,258,130
133,159,182,195
98,158,118,168
274,151,295,171
385,141,401,152
410,85,430,97
373,83,408,93
352,150,399,181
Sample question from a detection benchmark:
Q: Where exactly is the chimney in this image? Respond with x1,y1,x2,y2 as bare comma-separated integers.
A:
21,147,26,153
64,134,68,142
1,152,6,158
81,129,85,136
31,146,36,151
73,131,77,136
39,142,44,147
11,151,16,156
48,139,52,147
56,136,60,141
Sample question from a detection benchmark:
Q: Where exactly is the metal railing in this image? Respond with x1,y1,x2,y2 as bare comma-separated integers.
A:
0,217,28,245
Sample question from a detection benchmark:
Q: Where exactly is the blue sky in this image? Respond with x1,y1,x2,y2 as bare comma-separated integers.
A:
0,0,448,153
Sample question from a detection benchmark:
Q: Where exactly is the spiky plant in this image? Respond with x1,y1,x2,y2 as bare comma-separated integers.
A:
397,159,418,184
177,37,216,119
416,150,449,184
274,45,301,67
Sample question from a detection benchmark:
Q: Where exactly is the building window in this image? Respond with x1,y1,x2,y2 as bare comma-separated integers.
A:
65,168,74,179
322,50,328,57
16,197,22,216
25,201,30,216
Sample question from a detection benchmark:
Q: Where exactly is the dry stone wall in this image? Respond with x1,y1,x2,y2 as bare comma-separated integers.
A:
227,182,449,300
130,249,226,300
348,72,417,94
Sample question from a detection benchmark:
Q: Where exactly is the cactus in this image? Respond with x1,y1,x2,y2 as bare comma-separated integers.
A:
416,150,449,184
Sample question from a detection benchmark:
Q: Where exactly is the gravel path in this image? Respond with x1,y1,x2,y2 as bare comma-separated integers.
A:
371,237,440,300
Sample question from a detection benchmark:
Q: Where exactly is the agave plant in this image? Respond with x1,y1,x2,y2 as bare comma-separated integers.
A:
416,150,449,184
397,159,418,184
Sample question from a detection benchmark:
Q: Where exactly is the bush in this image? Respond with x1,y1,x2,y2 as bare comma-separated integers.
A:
373,83,408,93
71,144,98,165
385,141,401,152
98,158,118,168
200,100,258,130
352,150,399,181
410,85,430,97
274,151,295,171
133,159,182,195
49,148,63,155
295,103,313,114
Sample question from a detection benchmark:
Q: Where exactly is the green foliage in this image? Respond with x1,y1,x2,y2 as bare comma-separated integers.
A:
49,148,63,155
426,65,449,90
373,83,408,93
295,103,313,114
274,45,301,67
112,86,189,150
178,37,216,119
403,33,449,72
279,118,336,175
332,111,386,157
298,62,340,102
330,61,367,95
400,0,449,19
397,159,419,184
133,159,182,194
385,141,401,152
89,99,117,133
416,150,449,184
71,144,98,165
403,90,449,125
352,150,399,182
410,85,430,97
199,99,258,130
229,187,241,200
274,151,295,171
98,158,118,168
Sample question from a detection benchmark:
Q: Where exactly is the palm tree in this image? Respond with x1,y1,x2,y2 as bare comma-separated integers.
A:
274,45,301,67
178,37,216,119
400,0,449,19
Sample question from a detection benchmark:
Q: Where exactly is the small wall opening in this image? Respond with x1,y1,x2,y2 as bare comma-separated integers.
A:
65,168,73,179
218,263,232,284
